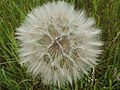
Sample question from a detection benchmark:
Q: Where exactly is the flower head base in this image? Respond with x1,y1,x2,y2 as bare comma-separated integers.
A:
16,1,103,87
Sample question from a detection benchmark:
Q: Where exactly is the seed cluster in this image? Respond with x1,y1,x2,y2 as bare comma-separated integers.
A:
16,1,103,87
38,25,71,69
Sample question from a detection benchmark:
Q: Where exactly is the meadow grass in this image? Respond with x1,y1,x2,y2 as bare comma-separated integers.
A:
0,0,120,90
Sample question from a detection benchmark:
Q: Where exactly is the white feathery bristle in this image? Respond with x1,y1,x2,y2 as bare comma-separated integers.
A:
16,1,103,87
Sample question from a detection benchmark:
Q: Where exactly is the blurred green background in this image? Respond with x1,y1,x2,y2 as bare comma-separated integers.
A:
0,0,120,90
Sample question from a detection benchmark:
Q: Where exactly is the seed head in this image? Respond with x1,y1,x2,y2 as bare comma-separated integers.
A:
16,1,103,87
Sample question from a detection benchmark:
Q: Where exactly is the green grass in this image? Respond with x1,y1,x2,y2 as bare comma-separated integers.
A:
0,0,120,90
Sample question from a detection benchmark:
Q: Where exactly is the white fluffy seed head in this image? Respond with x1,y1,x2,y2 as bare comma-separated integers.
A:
16,1,103,87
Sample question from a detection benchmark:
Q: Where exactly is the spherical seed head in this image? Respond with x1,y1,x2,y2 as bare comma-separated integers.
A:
16,1,103,87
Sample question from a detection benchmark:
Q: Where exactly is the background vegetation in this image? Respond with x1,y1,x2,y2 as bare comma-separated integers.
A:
0,0,120,90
